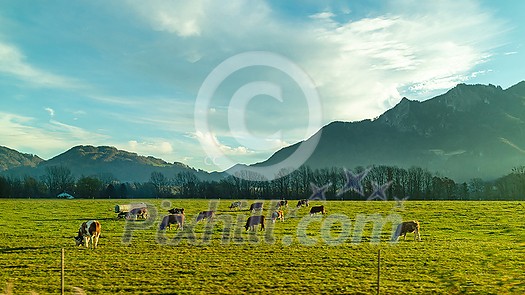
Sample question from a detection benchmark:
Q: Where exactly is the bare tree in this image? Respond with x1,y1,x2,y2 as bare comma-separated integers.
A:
41,165,75,196
150,171,169,197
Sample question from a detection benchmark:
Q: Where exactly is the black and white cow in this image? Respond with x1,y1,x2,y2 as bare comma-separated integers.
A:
126,207,148,220
276,200,288,209
309,205,326,216
297,199,309,208
229,201,242,210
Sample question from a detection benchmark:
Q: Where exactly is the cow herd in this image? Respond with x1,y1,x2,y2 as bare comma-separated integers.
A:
74,200,421,249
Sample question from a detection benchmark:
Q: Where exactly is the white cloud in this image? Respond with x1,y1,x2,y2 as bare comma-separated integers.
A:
0,112,108,159
193,131,253,156
299,0,505,119
0,42,84,89
45,107,55,117
123,0,504,124
126,140,174,157
126,1,204,37
309,12,335,20
125,0,272,39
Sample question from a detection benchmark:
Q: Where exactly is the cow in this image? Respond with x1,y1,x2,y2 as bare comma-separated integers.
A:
297,199,309,208
249,202,264,212
196,210,215,222
117,211,127,219
276,200,288,209
393,220,421,241
271,210,284,223
74,220,101,249
309,205,326,216
168,208,185,215
159,214,185,230
245,215,265,231
126,207,148,220
229,201,242,210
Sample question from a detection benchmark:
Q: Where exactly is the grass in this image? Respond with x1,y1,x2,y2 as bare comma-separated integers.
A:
1,199,524,294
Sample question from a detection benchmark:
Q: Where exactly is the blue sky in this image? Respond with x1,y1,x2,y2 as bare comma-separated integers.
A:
1,0,524,172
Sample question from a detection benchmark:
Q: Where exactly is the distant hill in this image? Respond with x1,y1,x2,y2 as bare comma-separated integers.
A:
1,145,222,183
0,146,44,171
254,81,525,181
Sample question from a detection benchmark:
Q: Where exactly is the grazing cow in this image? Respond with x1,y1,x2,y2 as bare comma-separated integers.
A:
297,199,309,208
159,214,185,230
168,208,185,215
229,201,242,210
250,202,264,212
276,200,288,209
196,210,215,222
117,211,127,219
74,220,101,249
309,205,326,216
271,210,284,223
245,215,265,231
126,207,148,220
393,220,421,241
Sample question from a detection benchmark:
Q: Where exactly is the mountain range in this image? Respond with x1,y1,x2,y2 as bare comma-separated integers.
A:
1,81,524,182
0,145,221,183
255,81,525,181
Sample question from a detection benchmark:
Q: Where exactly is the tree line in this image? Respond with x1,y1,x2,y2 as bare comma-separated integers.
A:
0,165,524,200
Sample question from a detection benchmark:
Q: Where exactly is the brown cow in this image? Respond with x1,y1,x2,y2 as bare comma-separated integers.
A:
309,205,326,216
168,208,185,215
74,220,101,249
245,215,265,231
271,210,284,223
394,220,421,241
196,210,215,222
159,214,185,230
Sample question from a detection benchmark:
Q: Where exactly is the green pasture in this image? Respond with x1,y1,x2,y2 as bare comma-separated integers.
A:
0,199,524,294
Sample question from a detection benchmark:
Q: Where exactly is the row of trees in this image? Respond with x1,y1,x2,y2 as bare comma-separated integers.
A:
0,165,524,200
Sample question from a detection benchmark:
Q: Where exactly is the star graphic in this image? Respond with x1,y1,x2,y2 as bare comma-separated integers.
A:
393,196,409,209
367,181,392,201
337,167,371,197
309,182,331,201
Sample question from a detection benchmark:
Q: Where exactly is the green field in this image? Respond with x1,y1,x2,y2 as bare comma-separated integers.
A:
1,199,524,294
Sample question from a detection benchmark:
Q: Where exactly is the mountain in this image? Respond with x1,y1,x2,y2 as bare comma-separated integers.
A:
0,146,44,171
2,145,222,183
255,81,525,181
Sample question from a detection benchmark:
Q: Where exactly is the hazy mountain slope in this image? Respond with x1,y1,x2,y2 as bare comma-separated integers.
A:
2,145,221,182
256,82,525,181
0,146,44,171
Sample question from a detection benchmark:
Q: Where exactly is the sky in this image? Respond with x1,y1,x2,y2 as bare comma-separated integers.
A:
1,0,524,173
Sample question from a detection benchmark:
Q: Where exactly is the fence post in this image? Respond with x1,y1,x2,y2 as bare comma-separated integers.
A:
61,248,65,295
377,249,380,295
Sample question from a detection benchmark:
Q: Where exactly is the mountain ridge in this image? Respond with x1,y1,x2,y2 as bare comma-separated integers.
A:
254,81,525,181
0,145,220,183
